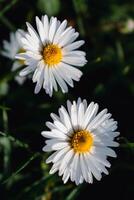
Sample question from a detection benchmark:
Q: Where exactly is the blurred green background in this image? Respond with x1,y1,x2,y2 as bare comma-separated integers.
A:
0,0,134,199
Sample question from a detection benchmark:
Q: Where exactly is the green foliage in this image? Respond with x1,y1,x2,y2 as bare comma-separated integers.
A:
37,0,61,16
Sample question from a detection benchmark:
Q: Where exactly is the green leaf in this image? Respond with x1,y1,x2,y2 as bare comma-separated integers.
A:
66,185,83,200
0,81,9,96
0,137,11,175
37,0,61,16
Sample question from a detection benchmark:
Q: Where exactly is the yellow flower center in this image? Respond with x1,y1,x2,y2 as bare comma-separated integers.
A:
71,130,94,153
17,48,26,65
18,48,25,54
43,44,62,66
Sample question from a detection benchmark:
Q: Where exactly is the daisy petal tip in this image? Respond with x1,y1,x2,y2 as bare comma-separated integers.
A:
26,21,30,27
19,71,26,77
42,146,47,152
48,92,53,98
34,85,41,94
116,142,120,147
41,131,45,137
34,90,38,94
112,151,117,158
49,169,55,175
46,158,52,164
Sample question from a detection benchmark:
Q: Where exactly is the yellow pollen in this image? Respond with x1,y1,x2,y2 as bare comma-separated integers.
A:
17,48,26,65
71,130,93,153
43,44,62,66
18,48,25,54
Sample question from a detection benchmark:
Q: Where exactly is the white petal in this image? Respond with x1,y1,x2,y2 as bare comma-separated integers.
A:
25,33,41,51
54,120,68,134
77,102,85,129
63,40,85,51
94,146,117,158
59,149,74,176
70,153,78,181
32,63,42,82
56,64,74,87
12,61,22,71
46,68,53,96
19,66,35,76
34,64,44,94
45,121,56,130
26,22,41,50
77,97,82,106
64,32,79,46
53,146,70,163
57,27,74,46
60,62,83,81
90,155,109,175
46,151,59,163
58,29,75,47
26,22,40,43
74,155,83,185
85,153,102,181
49,161,61,174
41,15,49,41
53,20,67,43
62,56,87,67
52,67,68,93
59,106,73,132
63,50,86,57
43,65,55,97
82,102,99,129
42,145,53,152
91,151,111,168
90,110,108,129
49,68,58,93
83,99,88,112
62,167,70,184
110,131,120,137
80,154,88,182
94,138,119,147
41,130,67,139
49,17,57,42
88,113,112,131
43,65,53,96
70,101,78,130
36,16,46,43
51,141,69,150
50,112,60,122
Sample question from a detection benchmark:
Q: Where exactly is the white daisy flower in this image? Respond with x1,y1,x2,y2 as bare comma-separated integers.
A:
16,15,87,96
1,29,27,85
41,98,120,185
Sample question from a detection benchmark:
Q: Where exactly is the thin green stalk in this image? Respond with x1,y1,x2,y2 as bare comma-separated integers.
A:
0,15,16,30
2,109,8,133
66,184,83,200
0,131,29,149
1,108,11,175
2,152,40,184
0,0,19,17
120,143,134,149
0,105,10,111
21,174,52,194
52,185,73,193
